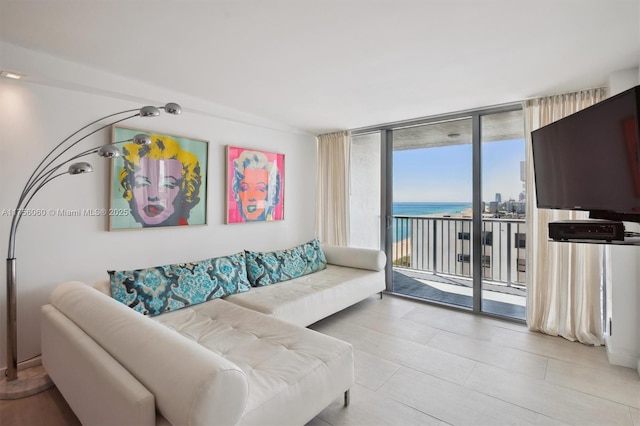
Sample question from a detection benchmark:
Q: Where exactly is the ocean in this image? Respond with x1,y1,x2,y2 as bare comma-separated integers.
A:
393,201,471,216
393,202,471,242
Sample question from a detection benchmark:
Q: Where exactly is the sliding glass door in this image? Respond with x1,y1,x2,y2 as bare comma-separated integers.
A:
391,117,474,309
479,111,526,319
350,105,526,320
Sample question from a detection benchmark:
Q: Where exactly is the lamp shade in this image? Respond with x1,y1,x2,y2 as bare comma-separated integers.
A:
164,103,182,115
68,162,93,175
139,106,160,117
133,134,151,145
97,145,121,158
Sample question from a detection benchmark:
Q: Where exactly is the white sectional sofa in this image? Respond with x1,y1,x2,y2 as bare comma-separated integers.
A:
41,243,386,426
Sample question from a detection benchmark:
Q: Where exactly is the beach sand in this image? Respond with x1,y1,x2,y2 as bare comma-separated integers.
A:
392,237,411,261
392,209,471,261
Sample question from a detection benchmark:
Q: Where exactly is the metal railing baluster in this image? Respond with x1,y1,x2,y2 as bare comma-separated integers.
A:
393,215,525,287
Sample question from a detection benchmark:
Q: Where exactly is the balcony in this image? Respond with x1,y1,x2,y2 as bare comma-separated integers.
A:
391,215,526,320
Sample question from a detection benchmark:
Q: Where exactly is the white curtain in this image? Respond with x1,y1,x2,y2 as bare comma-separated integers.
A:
316,130,351,246
524,88,607,345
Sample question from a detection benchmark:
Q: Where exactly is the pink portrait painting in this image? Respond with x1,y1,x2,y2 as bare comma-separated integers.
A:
226,146,285,223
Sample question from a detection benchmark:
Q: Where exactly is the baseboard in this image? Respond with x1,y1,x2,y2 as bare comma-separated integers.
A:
0,355,43,377
605,336,640,372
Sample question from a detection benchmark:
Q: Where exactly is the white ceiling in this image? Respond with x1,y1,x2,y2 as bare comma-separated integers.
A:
1,0,638,135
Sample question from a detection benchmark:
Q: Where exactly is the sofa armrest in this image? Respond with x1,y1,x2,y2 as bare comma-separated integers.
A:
49,281,249,426
321,244,386,271
93,279,111,295
42,304,156,426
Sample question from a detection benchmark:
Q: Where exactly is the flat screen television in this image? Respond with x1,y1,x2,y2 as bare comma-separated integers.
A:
531,85,640,223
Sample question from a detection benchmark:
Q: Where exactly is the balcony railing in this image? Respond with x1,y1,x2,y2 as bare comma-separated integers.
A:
392,216,526,287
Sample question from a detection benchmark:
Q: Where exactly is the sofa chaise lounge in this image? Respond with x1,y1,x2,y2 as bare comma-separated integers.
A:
41,243,386,426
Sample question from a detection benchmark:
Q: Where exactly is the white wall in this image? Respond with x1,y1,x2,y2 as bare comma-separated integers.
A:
605,67,640,373
0,42,317,368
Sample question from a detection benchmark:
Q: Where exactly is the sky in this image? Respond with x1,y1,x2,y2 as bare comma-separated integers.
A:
393,138,525,203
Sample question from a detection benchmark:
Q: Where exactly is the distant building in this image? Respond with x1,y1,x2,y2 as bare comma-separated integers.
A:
495,193,502,203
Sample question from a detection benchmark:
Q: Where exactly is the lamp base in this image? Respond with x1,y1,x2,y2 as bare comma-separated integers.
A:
0,364,53,400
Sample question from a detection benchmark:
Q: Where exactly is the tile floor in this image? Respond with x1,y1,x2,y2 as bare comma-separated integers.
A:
1,293,638,425
307,293,640,426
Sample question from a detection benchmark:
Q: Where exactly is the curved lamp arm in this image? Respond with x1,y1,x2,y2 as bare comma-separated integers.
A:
8,164,94,258
20,110,139,205
11,135,149,243
18,105,168,208
8,124,160,259
19,104,174,196
21,134,152,205
19,113,139,204
4,103,180,384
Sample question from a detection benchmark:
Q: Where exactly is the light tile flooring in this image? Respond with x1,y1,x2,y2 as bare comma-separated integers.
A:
1,293,638,425
308,294,640,426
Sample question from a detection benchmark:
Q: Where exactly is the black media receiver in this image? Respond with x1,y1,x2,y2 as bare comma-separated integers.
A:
549,220,625,242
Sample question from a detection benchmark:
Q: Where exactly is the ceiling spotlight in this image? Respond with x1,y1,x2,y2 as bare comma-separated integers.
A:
0,70,25,80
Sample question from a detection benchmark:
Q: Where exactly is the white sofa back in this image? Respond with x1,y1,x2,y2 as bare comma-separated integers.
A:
47,281,249,426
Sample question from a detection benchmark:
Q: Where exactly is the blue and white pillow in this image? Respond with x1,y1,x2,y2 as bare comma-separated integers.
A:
109,252,251,316
245,238,327,287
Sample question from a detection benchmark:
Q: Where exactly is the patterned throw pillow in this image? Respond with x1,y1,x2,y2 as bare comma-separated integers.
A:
109,252,251,316
245,238,327,287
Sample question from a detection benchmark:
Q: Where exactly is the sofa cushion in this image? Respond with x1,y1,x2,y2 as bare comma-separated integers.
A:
153,298,354,425
225,264,385,327
245,238,327,287
109,252,251,316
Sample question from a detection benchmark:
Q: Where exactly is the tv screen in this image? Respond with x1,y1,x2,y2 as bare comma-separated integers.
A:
531,85,640,222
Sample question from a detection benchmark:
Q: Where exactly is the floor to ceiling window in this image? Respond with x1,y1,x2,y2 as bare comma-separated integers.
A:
349,105,526,320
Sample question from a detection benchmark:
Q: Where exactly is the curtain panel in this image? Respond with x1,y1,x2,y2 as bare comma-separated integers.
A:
316,130,351,246
524,87,607,345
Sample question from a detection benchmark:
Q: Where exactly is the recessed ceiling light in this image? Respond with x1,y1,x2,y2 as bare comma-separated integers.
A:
1,71,25,80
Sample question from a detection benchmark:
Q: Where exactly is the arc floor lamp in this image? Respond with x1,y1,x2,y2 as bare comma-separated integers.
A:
0,102,182,399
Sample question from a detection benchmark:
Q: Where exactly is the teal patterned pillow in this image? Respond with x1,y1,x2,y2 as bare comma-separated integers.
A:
109,252,251,316
245,239,327,287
